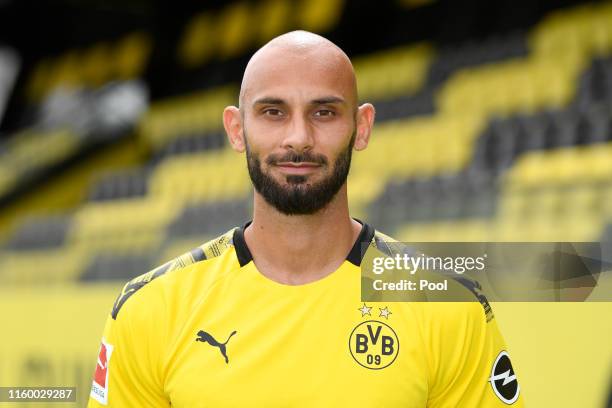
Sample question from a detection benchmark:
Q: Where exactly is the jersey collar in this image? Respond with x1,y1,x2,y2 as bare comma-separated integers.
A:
233,219,375,268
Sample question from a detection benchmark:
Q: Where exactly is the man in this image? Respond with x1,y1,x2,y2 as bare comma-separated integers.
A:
88,31,523,407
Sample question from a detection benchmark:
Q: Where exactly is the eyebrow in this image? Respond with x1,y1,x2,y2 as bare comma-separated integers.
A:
253,97,285,106
252,96,346,107
311,96,345,105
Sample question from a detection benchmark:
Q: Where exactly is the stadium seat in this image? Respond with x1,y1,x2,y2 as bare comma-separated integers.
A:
4,214,72,250
80,252,154,281
166,199,251,239
530,2,612,62
69,197,178,253
88,168,149,201
372,89,436,121
574,57,612,109
0,246,88,284
436,57,577,118
155,131,226,159
0,129,80,199
506,143,612,187
396,219,492,242
353,43,433,101
426,31,529,87
148,150,251,203
138,85,236,153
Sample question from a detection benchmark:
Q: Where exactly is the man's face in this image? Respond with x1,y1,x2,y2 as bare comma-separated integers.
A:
240,48,358,215
244,128,355,215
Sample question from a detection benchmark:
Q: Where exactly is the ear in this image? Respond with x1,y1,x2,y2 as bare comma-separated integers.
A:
353,103,375,151
223,106,245,153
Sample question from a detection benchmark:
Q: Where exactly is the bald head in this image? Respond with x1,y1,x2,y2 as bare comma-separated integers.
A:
239,31,358,110
223,31,376,201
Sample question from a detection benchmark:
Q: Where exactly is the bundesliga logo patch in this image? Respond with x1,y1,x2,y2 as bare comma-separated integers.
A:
91,338,114,405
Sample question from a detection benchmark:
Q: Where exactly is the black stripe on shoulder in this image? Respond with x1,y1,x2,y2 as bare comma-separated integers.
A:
190,246,206,262
111,228,237,319
454,275,495,322
111,262,170,320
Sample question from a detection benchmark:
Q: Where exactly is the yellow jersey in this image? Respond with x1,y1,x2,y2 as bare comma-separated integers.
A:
88,222,523,407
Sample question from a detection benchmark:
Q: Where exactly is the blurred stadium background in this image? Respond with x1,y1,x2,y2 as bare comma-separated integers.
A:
0,0,611,406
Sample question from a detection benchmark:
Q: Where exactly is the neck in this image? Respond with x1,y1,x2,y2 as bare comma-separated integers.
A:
244,184,362,285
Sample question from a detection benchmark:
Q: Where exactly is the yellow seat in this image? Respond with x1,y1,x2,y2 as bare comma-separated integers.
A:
0,246,88,285
149,150,251,203
138,85,237,153
506,144,612,187
396,219,492,242
354,43,434,101
69,197,178,253
437,57,577,120
530,2,612,60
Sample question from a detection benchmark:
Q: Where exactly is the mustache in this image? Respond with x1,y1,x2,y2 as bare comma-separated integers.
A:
265,151,328,166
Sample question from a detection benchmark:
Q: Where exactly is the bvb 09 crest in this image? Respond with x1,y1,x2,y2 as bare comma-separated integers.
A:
349,320,399,370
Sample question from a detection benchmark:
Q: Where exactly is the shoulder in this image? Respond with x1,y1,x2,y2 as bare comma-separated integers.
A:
369,228,419,257
110,228,238,320
366,227,494,322
411,301,489,328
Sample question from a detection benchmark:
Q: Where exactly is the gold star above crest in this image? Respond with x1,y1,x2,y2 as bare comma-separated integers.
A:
358,303,372,317
379,306,392,319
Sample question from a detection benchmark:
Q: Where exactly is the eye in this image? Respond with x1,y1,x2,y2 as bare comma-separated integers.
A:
263,108,284,117
314,109,335,118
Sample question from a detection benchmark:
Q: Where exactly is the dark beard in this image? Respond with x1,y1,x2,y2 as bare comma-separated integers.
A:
245,131,355,215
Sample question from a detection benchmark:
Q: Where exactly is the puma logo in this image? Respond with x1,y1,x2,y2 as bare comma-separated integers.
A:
195,330,237,364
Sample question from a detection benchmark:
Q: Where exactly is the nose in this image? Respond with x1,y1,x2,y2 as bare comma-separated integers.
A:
280,114,314,153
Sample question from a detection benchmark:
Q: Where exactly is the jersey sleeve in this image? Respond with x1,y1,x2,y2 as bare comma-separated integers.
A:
87,279,170,407
425,302,524,407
